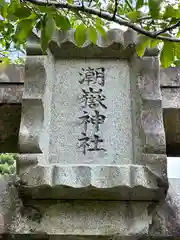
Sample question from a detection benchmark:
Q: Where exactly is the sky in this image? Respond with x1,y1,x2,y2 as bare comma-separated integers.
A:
168,158,180,178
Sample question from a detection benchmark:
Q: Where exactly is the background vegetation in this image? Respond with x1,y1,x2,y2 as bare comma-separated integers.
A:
1,0,180,67
0,153,16,175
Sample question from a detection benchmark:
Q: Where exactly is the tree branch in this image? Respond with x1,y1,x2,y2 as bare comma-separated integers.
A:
25,0,180,42
155,20,180,36
88,0,93,7
113,0,118,20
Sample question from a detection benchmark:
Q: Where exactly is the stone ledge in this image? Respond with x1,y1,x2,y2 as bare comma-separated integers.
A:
17,154,167,201
0,84,23,103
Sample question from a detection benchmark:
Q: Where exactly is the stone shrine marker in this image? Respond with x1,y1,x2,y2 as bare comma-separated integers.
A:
18,29,168,201
50,60,133,164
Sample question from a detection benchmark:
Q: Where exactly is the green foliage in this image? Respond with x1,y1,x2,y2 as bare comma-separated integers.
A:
74,24,87,46
136,36,151,57
41,14,56,52
1,0,180,67
0,154,16,176
148,0,162,19
88,27,98,44
136,0,144,10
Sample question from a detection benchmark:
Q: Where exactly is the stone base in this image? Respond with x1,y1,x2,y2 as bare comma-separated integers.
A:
10,200,152,236
2,236,177,240
0,176,177,239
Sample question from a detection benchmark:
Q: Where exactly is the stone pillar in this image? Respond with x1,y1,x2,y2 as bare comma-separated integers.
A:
13,29,168,237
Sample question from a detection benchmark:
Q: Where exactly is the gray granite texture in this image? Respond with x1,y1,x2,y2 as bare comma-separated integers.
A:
0,175,22,235
160,67,180,87
0,177,179,238
149,178,180,236
0,84,23,103
50,60,133,165
0,64,24,83
17,28,168,201
10,200,151,235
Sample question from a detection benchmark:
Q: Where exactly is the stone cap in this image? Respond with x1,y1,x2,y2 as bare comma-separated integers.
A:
27,28,158,59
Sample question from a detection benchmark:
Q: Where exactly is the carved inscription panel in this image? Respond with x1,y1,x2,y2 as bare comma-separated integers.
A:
49,60,133,165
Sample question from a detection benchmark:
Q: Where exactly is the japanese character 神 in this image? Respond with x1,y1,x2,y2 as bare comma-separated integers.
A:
78,111,90,132
91,110,106,132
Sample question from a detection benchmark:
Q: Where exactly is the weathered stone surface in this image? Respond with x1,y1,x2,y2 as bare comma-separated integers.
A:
0,64,24,83
17,28,167,201
149,178,180,236
1,177,180,238
7,178,180,238
0,84,23,103
49,59,132,164
10,200,151,236
17,154,166,200
162,88,180,109
0,175,22,235
160,67,180,87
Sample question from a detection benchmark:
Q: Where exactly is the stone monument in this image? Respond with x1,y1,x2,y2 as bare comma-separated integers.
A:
10,28,168,237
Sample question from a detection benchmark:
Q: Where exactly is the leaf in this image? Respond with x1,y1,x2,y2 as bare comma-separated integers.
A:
14,5,31,18
54,14,71,30
174,43,180,59
37,6,56,13
160,41,175,68
136,36,151,57
174,60,180,66
127,11,141,21
7,0,21,20
2,2,9,18
177,27,180,38
163,5,180,19
41,14,56,52
1,57,11,66
36,20,42,31
148,0,162,19
7,0,20,15
15,19,34,42
88,27,97,44
150,39,161,48
74,24,87,46
136,0,144,9
96,18,105,26
96,20,106,39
